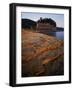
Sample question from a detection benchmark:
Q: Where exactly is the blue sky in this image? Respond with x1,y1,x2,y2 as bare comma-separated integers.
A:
21,12,64,28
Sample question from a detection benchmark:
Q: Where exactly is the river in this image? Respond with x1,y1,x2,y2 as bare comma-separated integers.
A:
48,31,64,40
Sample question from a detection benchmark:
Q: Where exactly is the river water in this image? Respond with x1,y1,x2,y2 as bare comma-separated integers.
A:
48,31,64,40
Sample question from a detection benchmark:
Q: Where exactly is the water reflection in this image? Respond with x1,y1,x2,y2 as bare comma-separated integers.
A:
48,31,64,40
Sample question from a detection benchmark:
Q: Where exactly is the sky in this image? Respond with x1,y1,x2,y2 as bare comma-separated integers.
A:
21,12,64,28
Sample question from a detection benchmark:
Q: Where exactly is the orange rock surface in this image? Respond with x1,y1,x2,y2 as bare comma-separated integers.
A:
22,30,64,77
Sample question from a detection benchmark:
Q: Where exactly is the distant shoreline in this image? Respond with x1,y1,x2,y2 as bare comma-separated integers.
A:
22,28,64,32
22,19,64,32
56,27,64,31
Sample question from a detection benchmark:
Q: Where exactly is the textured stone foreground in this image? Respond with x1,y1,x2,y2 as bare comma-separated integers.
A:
22,30,64,77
